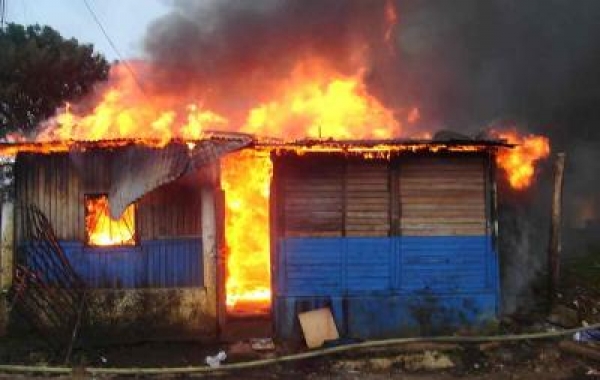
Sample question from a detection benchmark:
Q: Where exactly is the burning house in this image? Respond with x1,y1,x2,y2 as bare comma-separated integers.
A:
0,0,558,346
0,133,516,341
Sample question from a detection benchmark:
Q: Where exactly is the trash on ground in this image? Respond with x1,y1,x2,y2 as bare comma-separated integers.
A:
574,328,600,342
401,350,455,371
547,305,580,328
298,307,339,348
250,338,275,351
205,350,227,368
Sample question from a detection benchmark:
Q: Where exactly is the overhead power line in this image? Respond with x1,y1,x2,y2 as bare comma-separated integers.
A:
82,0,146,94
1,0,6,28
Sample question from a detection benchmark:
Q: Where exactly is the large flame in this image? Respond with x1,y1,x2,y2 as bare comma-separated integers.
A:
37,62,228,145
221,150,272,314
494,130,551,190
244,59,401,139
85,195,136,246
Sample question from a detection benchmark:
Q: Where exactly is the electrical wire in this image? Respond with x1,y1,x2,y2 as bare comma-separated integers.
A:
81,0,146,94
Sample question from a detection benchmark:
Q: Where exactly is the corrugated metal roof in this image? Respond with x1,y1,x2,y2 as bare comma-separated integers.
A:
107,134,252,218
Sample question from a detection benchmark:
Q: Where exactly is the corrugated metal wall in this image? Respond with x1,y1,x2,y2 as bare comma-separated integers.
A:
14,151,204,288
274,153,499,339
15,151,203,242
59,239,202,288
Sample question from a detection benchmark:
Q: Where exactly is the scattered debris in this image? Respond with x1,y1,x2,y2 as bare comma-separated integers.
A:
401,350,455,371
587,368,600,376
478,341,501,352
574,328,600,342
298,307,339,349
205,351,227,368
547,305,580,328
332,359,365,373
559,341,600,362
250,338,275,351
228,341,253,355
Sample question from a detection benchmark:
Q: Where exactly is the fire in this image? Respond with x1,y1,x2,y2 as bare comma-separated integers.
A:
494,130,551,190
243,58,400,139
37,63,228,145
221,150,272,314
85,195,136,246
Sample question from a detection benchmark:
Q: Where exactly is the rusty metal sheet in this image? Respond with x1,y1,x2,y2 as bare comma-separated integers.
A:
109,143,189,219
108,136,252,219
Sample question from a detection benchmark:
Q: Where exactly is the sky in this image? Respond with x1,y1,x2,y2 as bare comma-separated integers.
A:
4,0,169,60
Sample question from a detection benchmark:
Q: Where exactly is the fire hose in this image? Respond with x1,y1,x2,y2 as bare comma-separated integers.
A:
1,323,600,376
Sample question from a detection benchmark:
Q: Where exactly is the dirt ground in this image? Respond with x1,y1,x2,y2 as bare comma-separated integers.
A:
0,338,598,379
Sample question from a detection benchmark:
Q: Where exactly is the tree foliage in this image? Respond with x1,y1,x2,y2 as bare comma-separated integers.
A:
0,23,109,136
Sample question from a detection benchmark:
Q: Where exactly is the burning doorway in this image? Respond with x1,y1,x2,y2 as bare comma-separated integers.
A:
221,150,273,316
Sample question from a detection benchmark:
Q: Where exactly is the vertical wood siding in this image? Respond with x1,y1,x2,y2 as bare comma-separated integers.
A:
345,161,390,237
398,156,486,236
277,156,390,237
280,157,344,237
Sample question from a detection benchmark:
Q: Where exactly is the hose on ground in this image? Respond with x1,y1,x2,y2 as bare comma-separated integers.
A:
1,322,599,376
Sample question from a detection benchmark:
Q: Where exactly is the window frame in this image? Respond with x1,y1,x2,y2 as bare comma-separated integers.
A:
84,193,139,247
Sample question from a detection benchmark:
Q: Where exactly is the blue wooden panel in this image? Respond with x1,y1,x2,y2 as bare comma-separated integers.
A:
399,236,492,293
57,238,202,288
346,238,393,293
345,293,498,339
279,238,343,296
276,236,499,339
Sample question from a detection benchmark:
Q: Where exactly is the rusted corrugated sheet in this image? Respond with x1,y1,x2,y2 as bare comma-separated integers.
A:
13,135,250,240
108,144,190,219
108,136,252,219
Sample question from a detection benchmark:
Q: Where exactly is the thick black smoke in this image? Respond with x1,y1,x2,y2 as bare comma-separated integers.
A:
143,0,393,121
143,0,600,312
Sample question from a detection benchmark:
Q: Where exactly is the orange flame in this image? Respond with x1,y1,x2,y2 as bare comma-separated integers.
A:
37,63,228,146
221,150,272,314
85,195,136,246
494,130,551,190
243,58,400,139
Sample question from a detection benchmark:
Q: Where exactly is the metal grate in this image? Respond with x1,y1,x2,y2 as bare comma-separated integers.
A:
7,204,87,363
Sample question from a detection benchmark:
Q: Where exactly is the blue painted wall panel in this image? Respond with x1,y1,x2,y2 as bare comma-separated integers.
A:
279,238,343,296
57,238,202,288
276,236,499,339
346,238,393,293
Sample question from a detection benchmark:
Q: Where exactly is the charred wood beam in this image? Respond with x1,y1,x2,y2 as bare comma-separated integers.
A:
548,153,566,302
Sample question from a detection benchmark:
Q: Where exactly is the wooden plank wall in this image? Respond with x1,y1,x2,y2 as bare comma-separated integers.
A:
345,161,390,237
280,157,344,237
276,154,488,238
398,156,486,236
277,157,390,237
15,151,202,242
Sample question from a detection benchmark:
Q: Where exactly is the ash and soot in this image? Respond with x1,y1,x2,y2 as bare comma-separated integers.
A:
9,0,600,313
